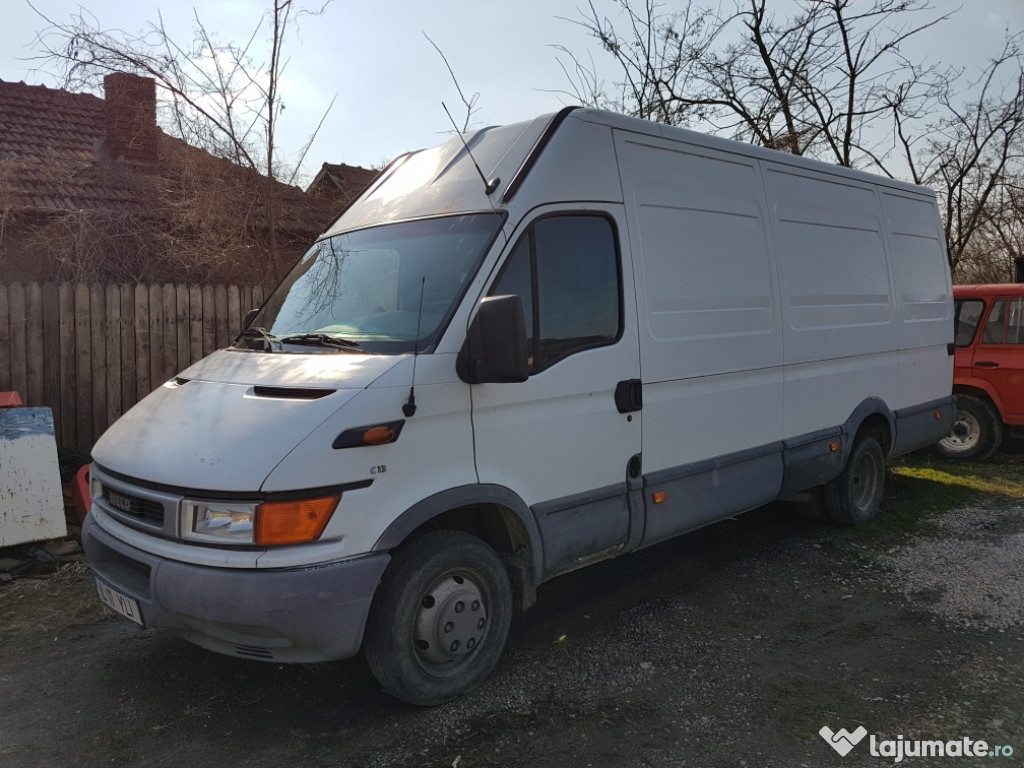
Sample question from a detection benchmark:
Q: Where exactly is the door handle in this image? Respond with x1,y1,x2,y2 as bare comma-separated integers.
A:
615,379,642,413
974,361,999,368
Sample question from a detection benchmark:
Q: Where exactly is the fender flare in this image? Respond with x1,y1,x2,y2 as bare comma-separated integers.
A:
841,397,896,455
372,484,545,584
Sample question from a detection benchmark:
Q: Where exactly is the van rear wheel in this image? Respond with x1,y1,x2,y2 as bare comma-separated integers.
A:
935,394,1003,462
820,436,885,525
364,530,512,706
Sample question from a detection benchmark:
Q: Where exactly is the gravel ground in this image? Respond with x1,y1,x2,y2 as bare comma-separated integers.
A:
0,459,1022,767
884,501,1024,631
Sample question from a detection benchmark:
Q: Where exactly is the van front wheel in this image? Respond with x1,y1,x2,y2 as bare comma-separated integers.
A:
820,436,885,525
364,530,512,706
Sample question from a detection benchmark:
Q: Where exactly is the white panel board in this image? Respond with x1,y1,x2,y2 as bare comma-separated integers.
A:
0,408,67,547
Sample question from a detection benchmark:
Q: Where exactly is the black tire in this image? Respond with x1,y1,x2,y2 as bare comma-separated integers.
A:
364,530,512,706
935,394,1004,462
820,436,886,525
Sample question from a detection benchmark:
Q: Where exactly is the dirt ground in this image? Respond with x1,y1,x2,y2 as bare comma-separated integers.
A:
1,454,1021,768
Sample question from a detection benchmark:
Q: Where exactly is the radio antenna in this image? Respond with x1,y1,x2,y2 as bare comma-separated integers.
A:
403,277,426,418
442,102,500,196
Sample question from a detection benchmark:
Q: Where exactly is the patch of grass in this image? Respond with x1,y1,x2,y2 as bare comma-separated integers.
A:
824,453,1024,548
883,454,1023,536
891,461,1024,500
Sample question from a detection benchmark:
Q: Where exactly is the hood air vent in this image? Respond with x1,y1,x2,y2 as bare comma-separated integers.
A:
252,386,335,400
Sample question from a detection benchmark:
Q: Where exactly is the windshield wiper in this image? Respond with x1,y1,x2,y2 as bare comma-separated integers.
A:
236,326,282,351
278,332,361,350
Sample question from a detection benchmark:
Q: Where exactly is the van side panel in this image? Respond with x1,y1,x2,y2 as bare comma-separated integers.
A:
615,132,784,473
883,191,955,411
641,444,783,546
613,121,947,543
763,166,899,442
614,131,784,544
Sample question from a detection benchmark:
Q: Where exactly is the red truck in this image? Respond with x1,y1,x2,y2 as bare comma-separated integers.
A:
937,284,1024,460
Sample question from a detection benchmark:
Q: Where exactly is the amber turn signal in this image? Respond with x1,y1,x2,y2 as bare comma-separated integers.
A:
363,425,396,445
332,420,405,449
255,496,340,546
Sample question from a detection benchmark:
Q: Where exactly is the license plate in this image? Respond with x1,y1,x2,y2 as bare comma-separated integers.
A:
95,579,144,626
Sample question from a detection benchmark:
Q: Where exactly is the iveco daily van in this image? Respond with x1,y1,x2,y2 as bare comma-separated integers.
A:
83,108,955,705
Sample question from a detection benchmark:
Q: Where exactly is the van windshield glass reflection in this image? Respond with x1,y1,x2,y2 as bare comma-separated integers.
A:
238,213,503,354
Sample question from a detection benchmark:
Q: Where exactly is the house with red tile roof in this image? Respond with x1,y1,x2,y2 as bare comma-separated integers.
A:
307,162,379,202
0,73,369,285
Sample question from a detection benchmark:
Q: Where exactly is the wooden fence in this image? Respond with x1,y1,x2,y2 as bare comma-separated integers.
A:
0,282,266,454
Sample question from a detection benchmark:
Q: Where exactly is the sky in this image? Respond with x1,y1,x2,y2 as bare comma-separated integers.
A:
2,0,1022,184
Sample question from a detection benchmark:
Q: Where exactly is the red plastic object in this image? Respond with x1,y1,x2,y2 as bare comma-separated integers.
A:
0,391,23,408
71,463,93,522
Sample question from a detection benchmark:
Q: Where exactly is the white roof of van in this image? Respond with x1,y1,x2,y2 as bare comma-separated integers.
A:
323,108,934,238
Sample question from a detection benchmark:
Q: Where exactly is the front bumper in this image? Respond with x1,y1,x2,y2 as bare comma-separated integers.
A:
83,515,390,663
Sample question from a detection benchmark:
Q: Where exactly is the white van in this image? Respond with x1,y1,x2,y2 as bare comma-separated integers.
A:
83,108,954,705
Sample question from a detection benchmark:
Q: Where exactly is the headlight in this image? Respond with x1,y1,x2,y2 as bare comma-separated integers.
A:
184,501,258,544
182,496,340,546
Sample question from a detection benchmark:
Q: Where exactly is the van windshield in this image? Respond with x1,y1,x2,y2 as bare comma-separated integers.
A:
238,213,504,354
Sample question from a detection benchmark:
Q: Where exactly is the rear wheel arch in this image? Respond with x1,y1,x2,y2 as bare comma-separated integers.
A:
817,401,895,525
856,413,892,456
842,398,894,456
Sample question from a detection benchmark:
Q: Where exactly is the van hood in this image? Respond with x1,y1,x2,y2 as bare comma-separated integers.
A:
91,350,400,492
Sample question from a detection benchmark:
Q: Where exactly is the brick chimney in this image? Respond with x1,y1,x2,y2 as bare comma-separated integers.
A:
101,72,158,165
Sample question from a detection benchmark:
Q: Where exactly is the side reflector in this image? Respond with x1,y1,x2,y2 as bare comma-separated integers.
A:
652,490,668,504
256,496,340,546
829,442,841,452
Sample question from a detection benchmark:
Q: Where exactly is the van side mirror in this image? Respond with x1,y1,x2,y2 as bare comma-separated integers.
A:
457,295,529,384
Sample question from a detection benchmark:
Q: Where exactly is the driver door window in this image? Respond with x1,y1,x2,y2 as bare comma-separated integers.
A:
491,214,621,373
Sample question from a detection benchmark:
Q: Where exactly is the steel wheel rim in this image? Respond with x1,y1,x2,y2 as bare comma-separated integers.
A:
412,567,491,678
850,448,883,513
939,412,981,453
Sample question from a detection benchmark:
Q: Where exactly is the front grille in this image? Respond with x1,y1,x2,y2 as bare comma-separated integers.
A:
103,488,165,526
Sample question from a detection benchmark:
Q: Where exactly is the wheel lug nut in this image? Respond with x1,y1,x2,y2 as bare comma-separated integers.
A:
472,600,480,611
455,601,464,613
450,640,460,652
477,618,485,629
467,638,476,649
444,622,454,633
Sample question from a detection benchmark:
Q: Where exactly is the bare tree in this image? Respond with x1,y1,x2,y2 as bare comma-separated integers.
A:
424,34,480,133
559,0,949,169
897,34,1024,278
30,0,334,278
555,0,723,125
